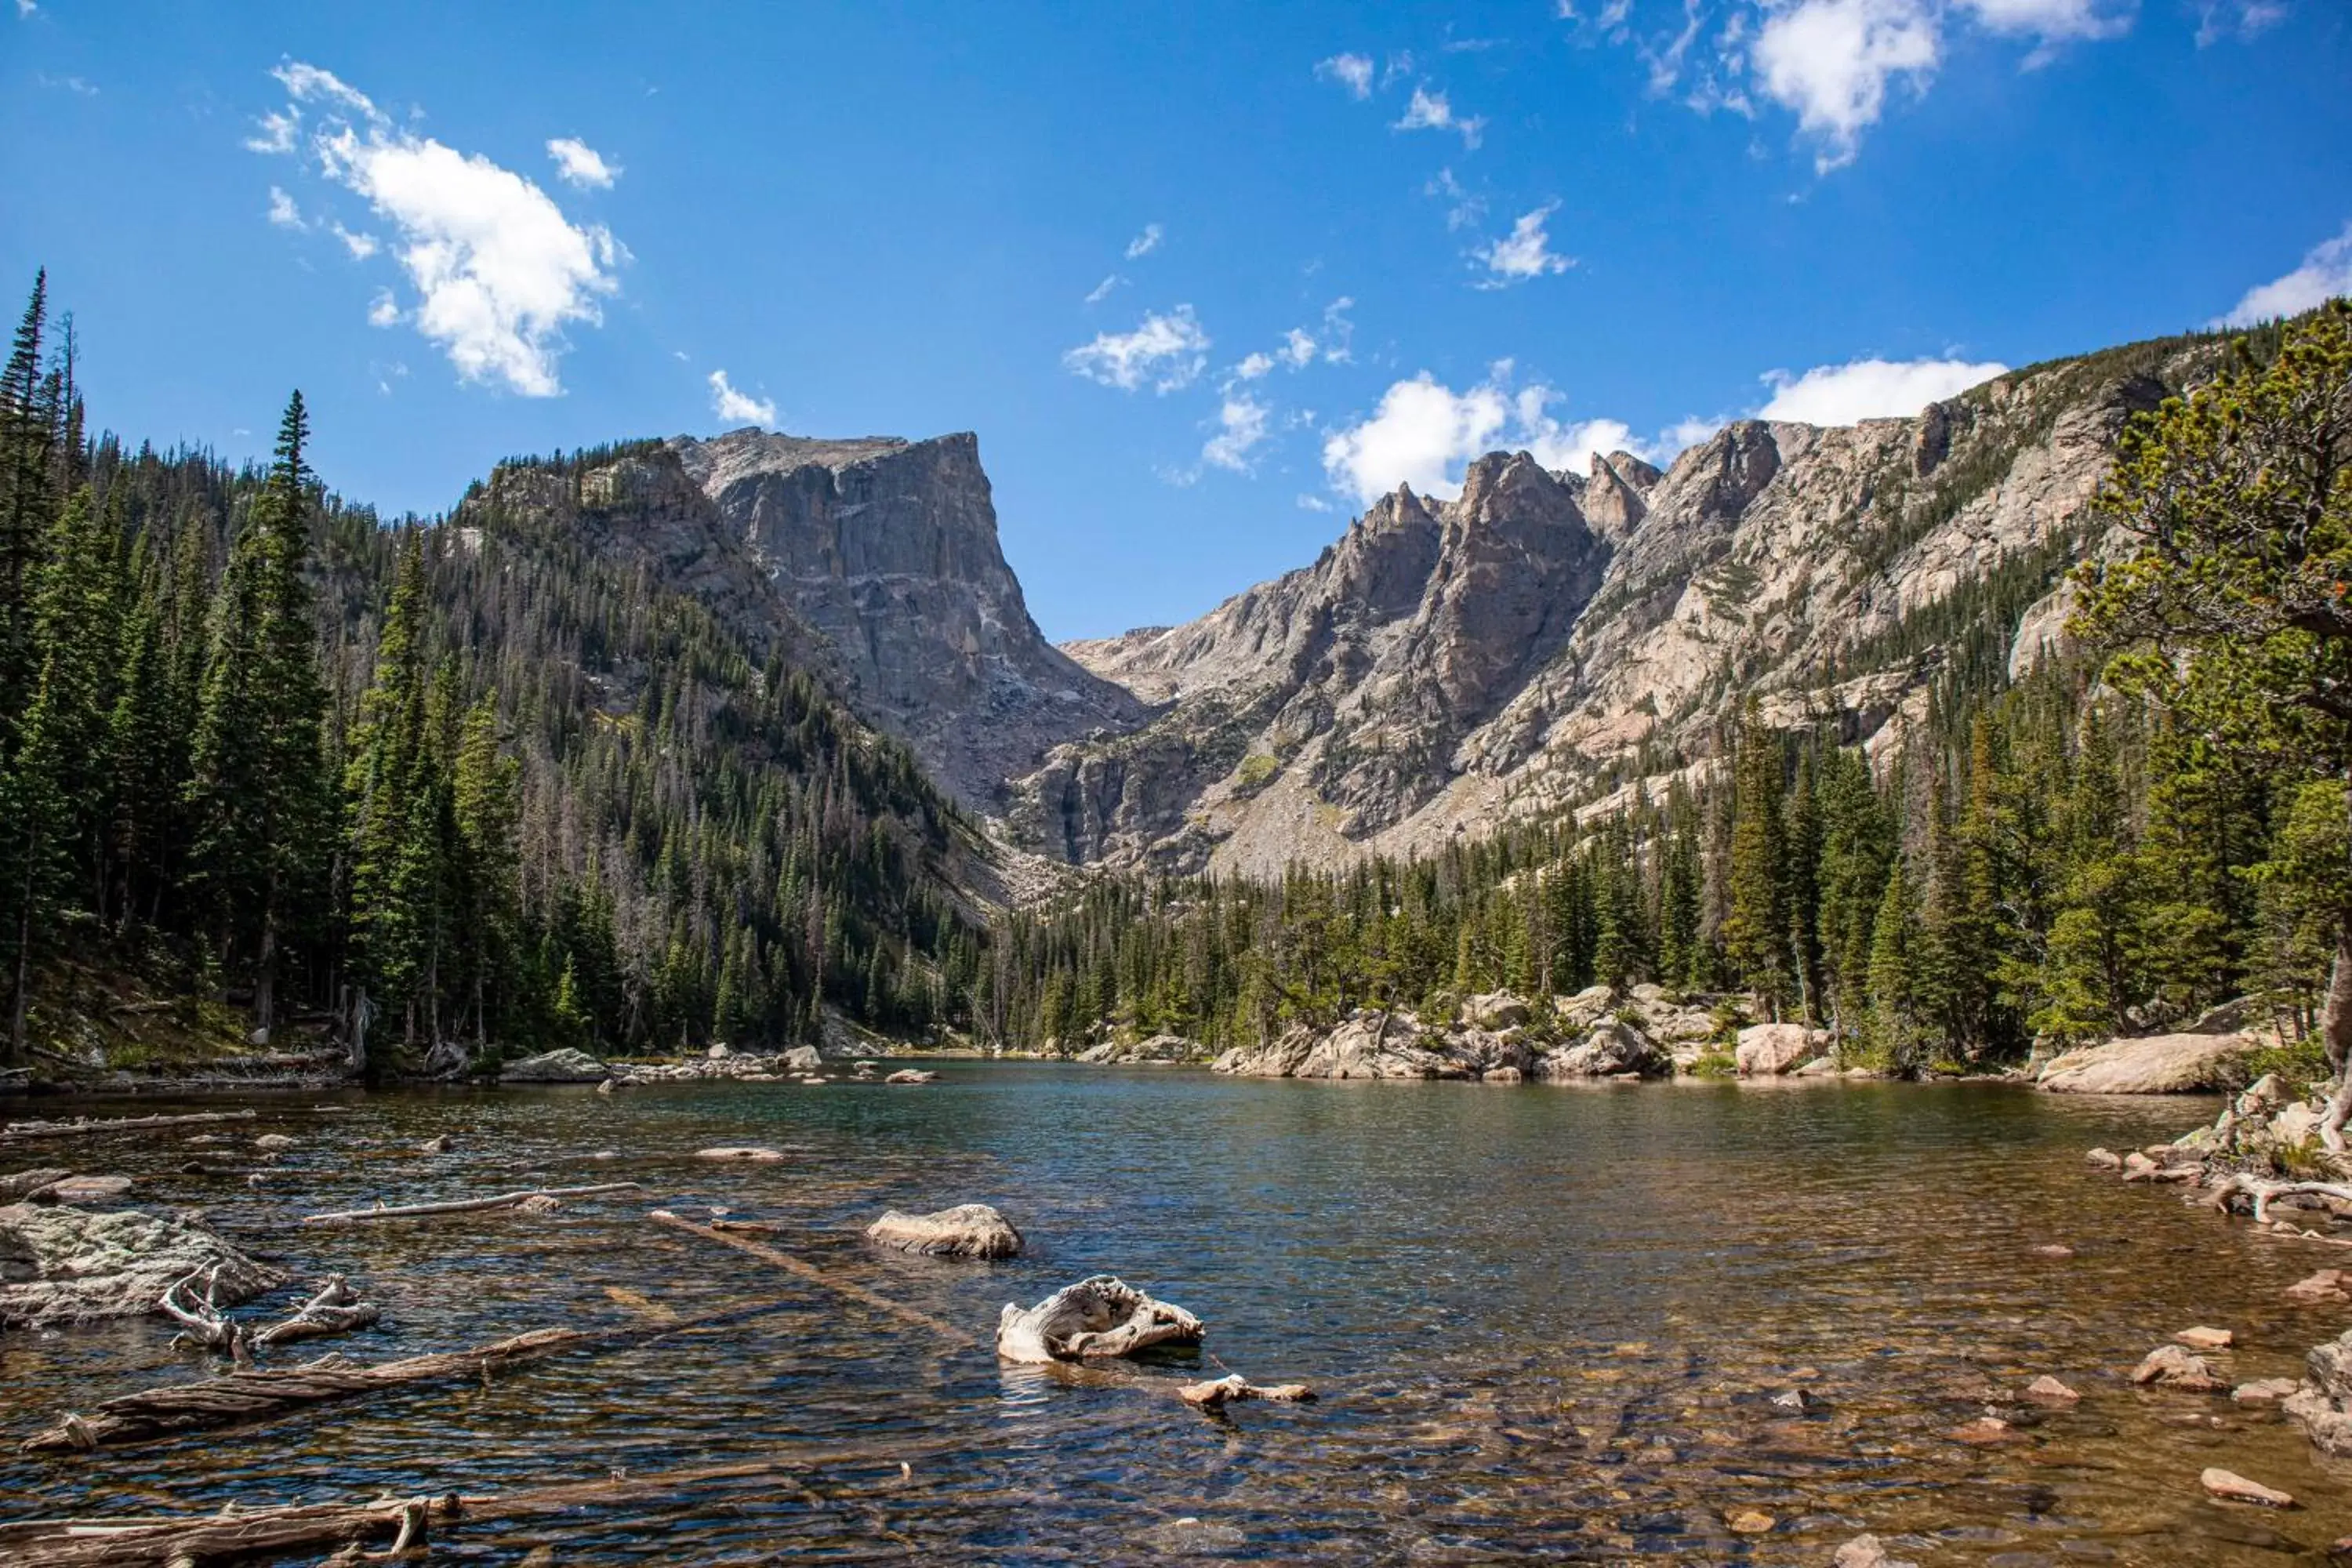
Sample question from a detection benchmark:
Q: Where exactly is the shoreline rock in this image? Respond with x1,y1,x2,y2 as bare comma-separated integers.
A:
0,1203,285,1327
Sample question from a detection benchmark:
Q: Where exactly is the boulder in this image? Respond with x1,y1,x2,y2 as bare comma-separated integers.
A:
2176,1326,2234,1351
1538,1020,1669,1080
500,1047,609,1083
1554,985,1618,1029
0,1203,285,1327
996,1275,1203,1364
2024,1374,2081,1403
885,1069,938,1084
782,1045,824,1074
865,1203,1022,1259
2034,1032,2256,1094
43,1175,135,1203
1129,1033,1196,1061
1463,991,1531,1030
1735,1023,1821,1077
2235,1378,2302,1403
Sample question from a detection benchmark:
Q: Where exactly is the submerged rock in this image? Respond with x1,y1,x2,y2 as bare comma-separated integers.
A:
2035,1032,2256,1094
2202,1467,2295,1507
996,1275,1203,1364
866,1203,1022,1259
0,1203,285,1327
500,1047,609,1083
2131,1344,2223,1392
885,1069,938,1084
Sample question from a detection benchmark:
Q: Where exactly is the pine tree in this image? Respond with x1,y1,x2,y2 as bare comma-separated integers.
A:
1723,710,1787,1011
185,392,331,1036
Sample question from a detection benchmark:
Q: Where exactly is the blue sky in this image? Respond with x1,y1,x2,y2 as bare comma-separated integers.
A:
4,1,2348,640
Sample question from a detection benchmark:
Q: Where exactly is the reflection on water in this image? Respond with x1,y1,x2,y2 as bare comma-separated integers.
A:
4,1068,2350,1563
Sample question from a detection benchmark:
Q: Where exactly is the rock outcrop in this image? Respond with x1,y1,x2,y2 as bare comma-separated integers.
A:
1736,1023,1828,1077
499,1048,610,1083
1211,1008,1532,1081
2035,1032,2256,1094
474,429,1142,814
0,1204,285,1327
1028,339,2211,875
1537,1021,1670,1080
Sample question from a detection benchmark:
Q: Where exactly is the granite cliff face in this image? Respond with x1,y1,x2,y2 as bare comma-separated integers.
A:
1014,331,2222,877
466,325,2228,886
472,429,1141,811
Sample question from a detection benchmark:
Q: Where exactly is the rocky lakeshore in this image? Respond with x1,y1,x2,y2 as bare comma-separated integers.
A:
2085,1066,2352,1517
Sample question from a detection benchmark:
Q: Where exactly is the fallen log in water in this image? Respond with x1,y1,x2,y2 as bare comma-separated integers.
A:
22,1289,819,1456
648,1208,978,1347
19,1328,590,1453
301,1183,642,1225
2,1111,260,1142
0,1439,972,1566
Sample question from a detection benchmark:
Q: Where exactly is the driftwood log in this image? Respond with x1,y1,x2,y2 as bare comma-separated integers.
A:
1176,1374,1316,1410
2,1111,260,1142
301,1183,642,1225
2205,1174,2352,1224
995,1276,1203,1364
252,1276,380,1348
648,1208,978,1347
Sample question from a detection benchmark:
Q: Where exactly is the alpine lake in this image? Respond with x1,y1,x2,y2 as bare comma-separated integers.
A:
5,1065,2350,1565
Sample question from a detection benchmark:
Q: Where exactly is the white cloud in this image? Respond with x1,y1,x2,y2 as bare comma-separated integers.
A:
1426,166,1487,230
16,0,37,17
1958,0,2129,40
1298,493,1336,512
252,61,626,397
1322,366,1537,503
1201,394,1273,473
1280,328,1317,368
1083,273,1121,305
708,369,777,426
1756,354,2007,423
1319,296,1356,363
36,72,96,95
546,136,620,189
1235,351,1277,381
2197,0,2288,45
1316,52,1377,98
368,289,400,328
2217,222,2352,327
331,222,379,259
1753,0,1941,170
267,186,307,230
1321,364,1711,504
1393,86,1485,149
1063,305,1210,394
1125,223,1163,260
1475,203,1574,285
246,108,300,154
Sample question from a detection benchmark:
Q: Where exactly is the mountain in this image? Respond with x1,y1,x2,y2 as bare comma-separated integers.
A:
1010,328,2242,876
457,321,2251,889
473,428,1142,813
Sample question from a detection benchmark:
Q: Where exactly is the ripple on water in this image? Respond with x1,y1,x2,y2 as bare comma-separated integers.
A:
2,1071,2344,1562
